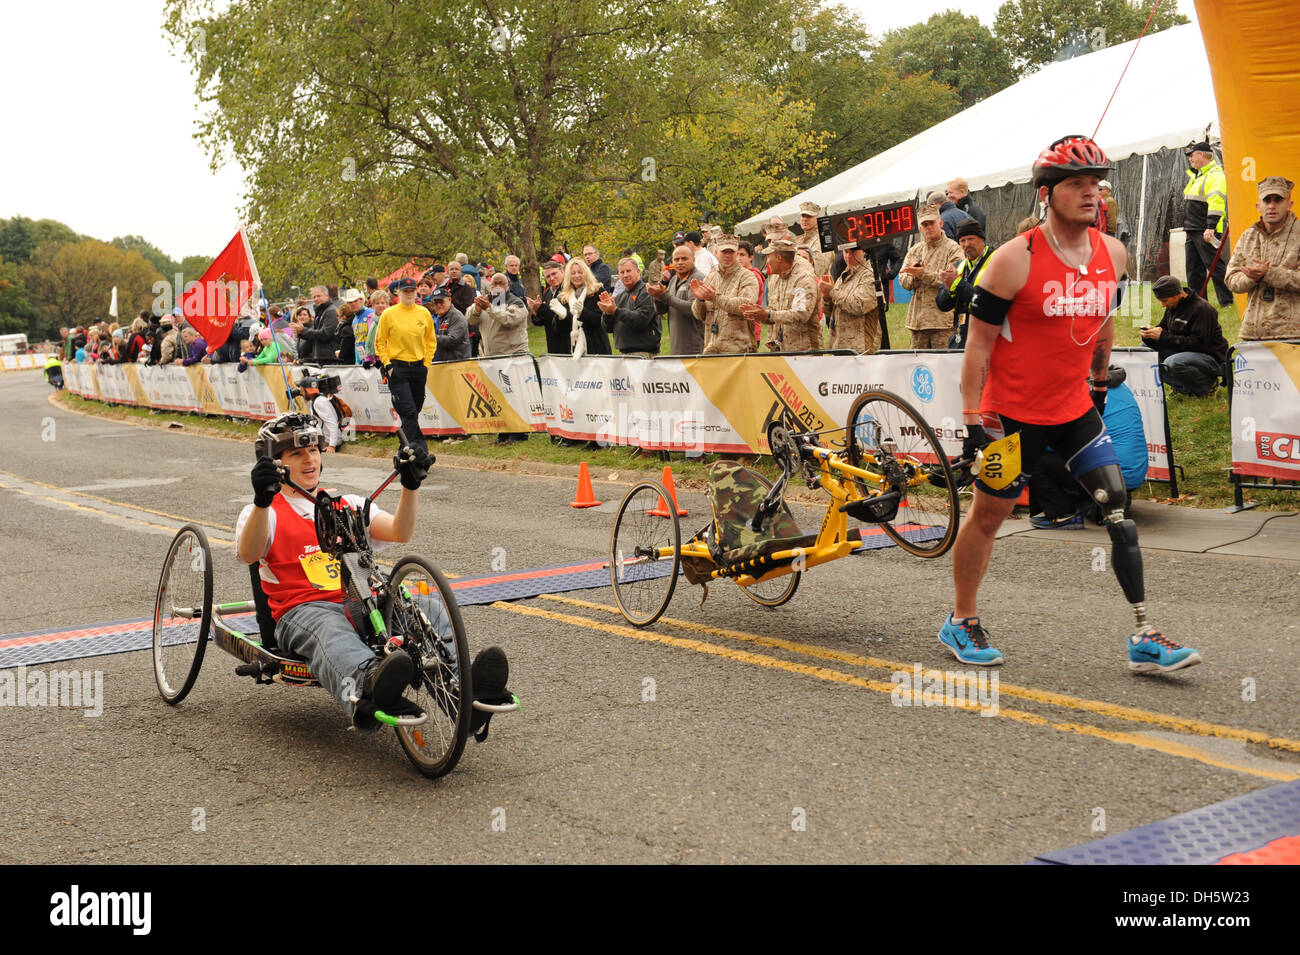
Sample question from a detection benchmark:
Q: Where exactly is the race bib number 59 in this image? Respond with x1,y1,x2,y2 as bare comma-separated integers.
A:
300,551,342,591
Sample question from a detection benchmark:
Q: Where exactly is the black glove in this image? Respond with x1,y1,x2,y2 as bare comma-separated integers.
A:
380,363,393,383
962,423,989,463
251,456,281,508
395,446,433,490
1090,384,1107,417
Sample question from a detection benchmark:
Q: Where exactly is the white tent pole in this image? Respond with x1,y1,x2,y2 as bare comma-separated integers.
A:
1136,153,1148,284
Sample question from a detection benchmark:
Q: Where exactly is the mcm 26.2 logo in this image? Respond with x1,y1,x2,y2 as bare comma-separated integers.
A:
462,372,504,419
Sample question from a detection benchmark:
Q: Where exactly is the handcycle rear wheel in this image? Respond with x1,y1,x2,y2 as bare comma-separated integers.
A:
845,390,959,558
740,569,801,607
737,469,801,607
610,481,681,626
384,557,471,779
152,524,213,704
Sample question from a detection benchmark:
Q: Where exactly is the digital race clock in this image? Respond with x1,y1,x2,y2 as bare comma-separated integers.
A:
817,200,917,252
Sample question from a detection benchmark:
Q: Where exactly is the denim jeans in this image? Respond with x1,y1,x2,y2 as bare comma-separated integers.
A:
1160,351,1221,395
276,594,455,731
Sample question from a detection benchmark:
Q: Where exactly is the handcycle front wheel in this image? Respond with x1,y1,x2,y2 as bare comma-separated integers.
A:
384,557,471,779
609,481,681,626
152,524,213,704
845,390,959,558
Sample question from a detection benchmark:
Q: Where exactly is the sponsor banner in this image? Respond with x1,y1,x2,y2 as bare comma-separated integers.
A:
94,363,136,404
138,364,202,412
1230,342,1300,480
538,355,750,452
425,356,536,436
123,364,151,405
60,352,1177,473
0,353,43,371
1111,347,1171,481
187,365,224,416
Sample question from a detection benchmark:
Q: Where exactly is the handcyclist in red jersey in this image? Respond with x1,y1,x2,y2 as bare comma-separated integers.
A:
940,134,1202,674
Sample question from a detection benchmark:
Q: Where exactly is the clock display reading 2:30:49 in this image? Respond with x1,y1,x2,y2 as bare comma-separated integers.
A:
837,202,916,246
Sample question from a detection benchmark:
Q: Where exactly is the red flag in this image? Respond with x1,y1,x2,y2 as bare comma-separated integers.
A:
180,229,260,349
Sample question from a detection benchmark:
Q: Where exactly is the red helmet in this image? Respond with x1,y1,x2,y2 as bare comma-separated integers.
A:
1032,135,1111,188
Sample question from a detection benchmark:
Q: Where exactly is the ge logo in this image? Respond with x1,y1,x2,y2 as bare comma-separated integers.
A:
911,366,935,403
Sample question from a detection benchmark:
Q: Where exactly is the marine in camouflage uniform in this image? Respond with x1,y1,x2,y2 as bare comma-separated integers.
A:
694,234,760,354
823,242,882,354
798,201,834,346
900,204,964,349
747,235,821,352
1225,175,1300,341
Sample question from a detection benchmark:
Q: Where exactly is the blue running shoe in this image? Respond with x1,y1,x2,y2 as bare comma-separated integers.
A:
938,616,1004,666
1030,510,1084,530
1127,627,1201,673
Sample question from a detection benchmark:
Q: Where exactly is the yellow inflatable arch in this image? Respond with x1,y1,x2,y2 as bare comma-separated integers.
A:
1195,0,1300,272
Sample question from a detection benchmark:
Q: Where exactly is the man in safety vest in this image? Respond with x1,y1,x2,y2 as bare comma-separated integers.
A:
936,218,994,349
1181,142,1232,308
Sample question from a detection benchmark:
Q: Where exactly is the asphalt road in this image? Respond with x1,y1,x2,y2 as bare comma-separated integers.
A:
1,370,1298,864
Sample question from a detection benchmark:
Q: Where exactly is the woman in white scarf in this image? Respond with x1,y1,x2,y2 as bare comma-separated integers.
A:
553,257,611,357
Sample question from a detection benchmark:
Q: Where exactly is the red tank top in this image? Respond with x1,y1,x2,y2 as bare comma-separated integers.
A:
981,227,1117,425
262,493,345,621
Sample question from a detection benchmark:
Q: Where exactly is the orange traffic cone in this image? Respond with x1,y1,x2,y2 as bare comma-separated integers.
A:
1017,486,1030,507
570,462,601,508
649,465,688,517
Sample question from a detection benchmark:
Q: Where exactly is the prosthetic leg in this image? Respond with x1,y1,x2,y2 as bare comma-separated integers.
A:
1074,463,1147,631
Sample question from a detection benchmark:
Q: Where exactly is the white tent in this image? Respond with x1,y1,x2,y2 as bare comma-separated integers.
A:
736,23,1218,234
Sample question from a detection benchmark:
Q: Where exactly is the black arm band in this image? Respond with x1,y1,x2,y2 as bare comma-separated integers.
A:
970,287,1013,326
1111,274,1128,312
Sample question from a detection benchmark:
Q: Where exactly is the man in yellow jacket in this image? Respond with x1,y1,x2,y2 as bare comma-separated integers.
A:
374,277,434,454
1182,142,1232,308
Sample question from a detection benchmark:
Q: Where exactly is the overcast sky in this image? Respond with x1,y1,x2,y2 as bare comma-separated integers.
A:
1,0,1200,262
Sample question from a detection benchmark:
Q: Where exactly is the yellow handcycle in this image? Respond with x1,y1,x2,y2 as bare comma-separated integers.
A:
608,390,965,625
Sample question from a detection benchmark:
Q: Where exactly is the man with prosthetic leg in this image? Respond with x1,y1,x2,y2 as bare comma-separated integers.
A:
940,135,1201,674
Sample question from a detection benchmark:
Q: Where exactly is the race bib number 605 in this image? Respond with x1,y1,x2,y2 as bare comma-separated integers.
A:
979,432,1023,491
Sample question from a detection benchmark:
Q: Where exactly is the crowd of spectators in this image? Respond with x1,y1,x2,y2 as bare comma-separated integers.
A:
54,167,1300,379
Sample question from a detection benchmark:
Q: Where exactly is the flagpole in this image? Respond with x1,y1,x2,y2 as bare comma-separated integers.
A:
240,223,304,415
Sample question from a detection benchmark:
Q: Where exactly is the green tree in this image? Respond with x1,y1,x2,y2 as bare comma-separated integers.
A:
994,0,1188,74
0,219,35,265
0,258,39,337
876,11,1016,108
755,7,963,191
557,85,828,253
27,218,84,251
112,235,181,279
20,241,164,333
164,0,784,294
177,254,215,286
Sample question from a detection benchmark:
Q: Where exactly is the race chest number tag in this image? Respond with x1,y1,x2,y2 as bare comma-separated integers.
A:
300,550,342,590
980,432,1022,491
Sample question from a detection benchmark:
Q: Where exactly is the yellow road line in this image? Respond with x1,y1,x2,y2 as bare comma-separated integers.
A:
0,469,233,531
494,600,1298,781
538,592,1300,755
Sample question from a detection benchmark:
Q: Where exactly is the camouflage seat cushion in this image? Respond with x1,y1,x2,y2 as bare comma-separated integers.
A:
708,461,803,565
